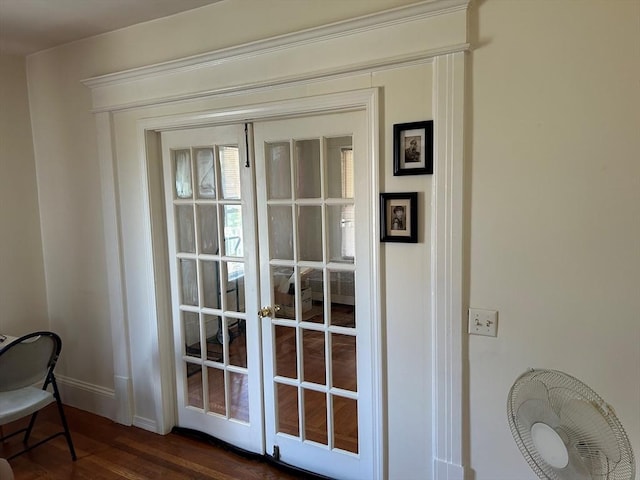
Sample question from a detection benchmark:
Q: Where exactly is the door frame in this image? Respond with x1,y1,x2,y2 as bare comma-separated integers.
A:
137,88,384,476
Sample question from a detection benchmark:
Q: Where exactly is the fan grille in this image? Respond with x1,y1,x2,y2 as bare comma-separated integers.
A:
507,369,635,480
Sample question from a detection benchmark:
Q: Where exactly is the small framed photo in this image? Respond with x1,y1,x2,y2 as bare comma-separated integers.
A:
380,192,418,243
393,120,433,175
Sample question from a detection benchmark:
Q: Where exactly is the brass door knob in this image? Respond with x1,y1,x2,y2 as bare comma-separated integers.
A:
258,305,280,318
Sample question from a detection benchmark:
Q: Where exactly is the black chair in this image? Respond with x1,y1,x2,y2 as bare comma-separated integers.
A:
0,331,76,460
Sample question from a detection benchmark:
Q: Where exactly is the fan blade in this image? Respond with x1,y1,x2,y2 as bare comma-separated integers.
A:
517,398,561,430
560,399,622,470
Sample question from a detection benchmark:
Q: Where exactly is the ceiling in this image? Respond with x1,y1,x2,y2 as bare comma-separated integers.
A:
0,0,222,56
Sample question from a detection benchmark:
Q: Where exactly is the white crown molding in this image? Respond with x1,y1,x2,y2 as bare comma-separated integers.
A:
90,43,467,114
82,0,469,89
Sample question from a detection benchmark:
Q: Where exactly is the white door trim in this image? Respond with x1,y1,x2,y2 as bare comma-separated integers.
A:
431,52,466,479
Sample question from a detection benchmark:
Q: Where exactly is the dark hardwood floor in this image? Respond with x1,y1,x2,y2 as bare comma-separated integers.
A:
1,405,307,479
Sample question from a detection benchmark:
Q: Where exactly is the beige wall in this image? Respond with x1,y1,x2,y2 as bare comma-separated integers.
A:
0,54,48,334
468,0,640,478
22,0,639,479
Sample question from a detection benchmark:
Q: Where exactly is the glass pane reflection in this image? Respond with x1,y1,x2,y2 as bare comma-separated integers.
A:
180,259,198,306
295,139,321,199
331,333,357,392
195,148,215,199
304,389,327,445
183,311,200,358
207,367,225,415
176,205,195,253
272,267,295,320
266,142,292,200
304,269,324,324
326,137,353,199
229,371,249,423
224,205,243,257
228,319,247,368
225,262,245,313
275,325,297,378
327,205,354,264
201,261,221,309
330,271,355,328
203,314,222,363
198,205,218,255
333,395,358,453
174,149,192,199
219,146,240,200
303,329,325,385
268,206,293,260
185,362,203,409
277,383,299,437
298,206,322,262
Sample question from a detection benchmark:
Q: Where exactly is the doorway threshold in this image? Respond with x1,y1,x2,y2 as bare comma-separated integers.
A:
172,426,335,480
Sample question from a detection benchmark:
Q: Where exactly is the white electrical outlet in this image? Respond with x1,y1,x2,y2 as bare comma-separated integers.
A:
468,308,498,337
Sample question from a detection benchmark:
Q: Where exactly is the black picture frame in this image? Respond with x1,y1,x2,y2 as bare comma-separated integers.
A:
393,120,433,175
380,192,418,243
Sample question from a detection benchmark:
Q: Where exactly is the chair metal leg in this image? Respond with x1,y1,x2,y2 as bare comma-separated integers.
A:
51,377,77,461
23,411,39,443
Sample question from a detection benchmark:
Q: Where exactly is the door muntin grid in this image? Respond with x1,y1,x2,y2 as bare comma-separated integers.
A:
171,144,249,423
265,135,359,454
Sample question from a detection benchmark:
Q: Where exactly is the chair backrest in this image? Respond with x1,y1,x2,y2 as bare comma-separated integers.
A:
0,332,61,392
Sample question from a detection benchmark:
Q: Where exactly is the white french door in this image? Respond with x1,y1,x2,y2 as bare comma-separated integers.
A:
253,110,374,480
161,125,263,453
161,108,375,479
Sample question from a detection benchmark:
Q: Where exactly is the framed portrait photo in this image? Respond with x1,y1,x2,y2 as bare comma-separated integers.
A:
393,120,433,176
380,192,418,243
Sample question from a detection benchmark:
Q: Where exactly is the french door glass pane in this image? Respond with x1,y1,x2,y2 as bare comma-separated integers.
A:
303,389,327,445
268,206,293,260
219,146,241,200
180,259,198,306
195,148,215,199
176,205,195,253
203,314,222,363
183,311,200,358
295,139,321,199
201,260,221,309
327,205,354,263
277,383,299,436
275,325,297,378
333,395,358,453
305,269,324,324
225,262,245,312
325,137,353,199
331,333,357,391
272,266,295,320
229,319,247,368
330,271,355,328
266,142,292,200
186,363,203,408
207,367,225,415
198,205,219,255
174,149,193,199
298,206,322,262
223,205,243,257
302,329,325,385
229,371,249,422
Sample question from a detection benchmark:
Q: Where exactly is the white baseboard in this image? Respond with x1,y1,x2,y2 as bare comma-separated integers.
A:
133,415,158,433
56,374,117,421
434,458,465,480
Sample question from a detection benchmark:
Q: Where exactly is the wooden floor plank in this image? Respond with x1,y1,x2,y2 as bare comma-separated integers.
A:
2,405,305,479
